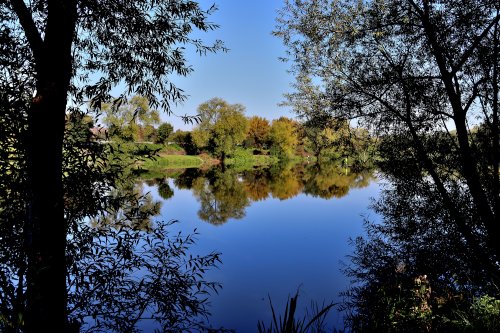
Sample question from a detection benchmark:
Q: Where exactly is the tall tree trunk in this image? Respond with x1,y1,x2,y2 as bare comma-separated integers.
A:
492,17,500,223
418,4,499,258
25,85,68,333
22,1,77,332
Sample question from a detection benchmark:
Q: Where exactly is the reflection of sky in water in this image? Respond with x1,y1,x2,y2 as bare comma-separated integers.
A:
143,173,380,332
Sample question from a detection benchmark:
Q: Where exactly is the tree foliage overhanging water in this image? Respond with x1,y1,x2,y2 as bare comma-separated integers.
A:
3,0,500,331
2,1,226,331
0,96,223,332
275,0,500,331
340,130,500,332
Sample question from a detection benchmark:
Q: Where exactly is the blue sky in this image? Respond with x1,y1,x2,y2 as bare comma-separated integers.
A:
167,0,294,130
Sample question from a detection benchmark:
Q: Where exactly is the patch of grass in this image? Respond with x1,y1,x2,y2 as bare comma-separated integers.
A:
141,155,203,170
225,148,280,170
134,168,187,180
158,143,185,155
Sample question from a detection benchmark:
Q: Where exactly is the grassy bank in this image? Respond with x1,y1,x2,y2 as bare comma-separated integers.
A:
225,154,280,169
141,155,204,169
122,144,322,175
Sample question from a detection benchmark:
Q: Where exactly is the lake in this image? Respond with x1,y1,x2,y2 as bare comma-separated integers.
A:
140,163,380,332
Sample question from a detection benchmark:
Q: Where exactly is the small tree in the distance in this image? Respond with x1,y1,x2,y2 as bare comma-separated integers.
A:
192,98,248,161
156,122,174,144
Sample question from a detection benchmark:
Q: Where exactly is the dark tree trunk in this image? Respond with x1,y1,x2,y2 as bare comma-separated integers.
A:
25,84,68,333
492,18,500,225
220,151,226,172
315,149,321,161
22,1,77,332
418,5,499,259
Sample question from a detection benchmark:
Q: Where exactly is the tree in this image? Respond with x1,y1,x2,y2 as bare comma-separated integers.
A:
246,116,270,149
276,0,500,266
343,142,500,331
102,95,160,142
192,98,249,161
156,122,174,144
170,130,198,155
276,0,500,328
3,1,224,331
302,117,351,160
267,117,299,157
142,124,158,142
0,99,223,332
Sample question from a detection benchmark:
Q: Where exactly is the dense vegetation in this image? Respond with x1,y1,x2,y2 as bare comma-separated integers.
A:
276,0,500,331
1,1,226,332
3,0,500,331
98,96,377,174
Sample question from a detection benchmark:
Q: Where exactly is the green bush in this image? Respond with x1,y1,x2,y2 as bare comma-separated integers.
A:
467,295,500,332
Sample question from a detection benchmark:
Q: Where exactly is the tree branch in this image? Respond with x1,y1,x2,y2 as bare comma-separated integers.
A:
463,77,487,115
9,0,44,65
451,13,500,76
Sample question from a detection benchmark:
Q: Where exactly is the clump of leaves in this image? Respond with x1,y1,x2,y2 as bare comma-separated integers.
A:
68,219,222,333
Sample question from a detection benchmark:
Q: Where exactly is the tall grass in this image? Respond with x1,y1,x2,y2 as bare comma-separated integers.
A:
257,291,337,333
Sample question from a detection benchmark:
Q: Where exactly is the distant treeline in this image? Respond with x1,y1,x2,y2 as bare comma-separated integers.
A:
88,96,378,165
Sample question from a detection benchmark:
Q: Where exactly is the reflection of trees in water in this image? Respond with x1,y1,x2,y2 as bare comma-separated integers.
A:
241,169,271,202
268,163,304,200
161,163,375,225
343,136,500,332
174,168,204,190
91,181,161,232
303,163,375,199
156,179,175,200
192,169,250,225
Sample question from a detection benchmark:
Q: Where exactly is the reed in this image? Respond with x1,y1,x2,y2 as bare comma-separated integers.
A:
257,291,337,333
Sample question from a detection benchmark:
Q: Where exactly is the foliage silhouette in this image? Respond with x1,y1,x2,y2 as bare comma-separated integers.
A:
0,101,224,332
3,1,225,331
342,154,500,331
276,1,500,329
257,290,336,333
276,0,500,261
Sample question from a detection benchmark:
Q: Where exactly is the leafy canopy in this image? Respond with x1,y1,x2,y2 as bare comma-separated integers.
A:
276,0,500,330
192,97,249,159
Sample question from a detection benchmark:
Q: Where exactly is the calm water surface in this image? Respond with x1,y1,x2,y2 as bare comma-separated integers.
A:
142,164,380,332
